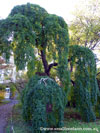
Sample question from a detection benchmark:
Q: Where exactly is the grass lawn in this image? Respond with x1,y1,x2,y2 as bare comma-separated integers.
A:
6,105,100,133
64,119,100,133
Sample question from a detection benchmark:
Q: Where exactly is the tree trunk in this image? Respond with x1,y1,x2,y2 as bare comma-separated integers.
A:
41,50,49,76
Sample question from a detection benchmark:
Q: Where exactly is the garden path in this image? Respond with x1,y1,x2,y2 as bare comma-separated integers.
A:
0,99,18,133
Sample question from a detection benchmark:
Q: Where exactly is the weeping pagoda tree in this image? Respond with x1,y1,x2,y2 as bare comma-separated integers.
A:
68,45,99,122
0,3,69,89
0,3,99,129
0,3,70,131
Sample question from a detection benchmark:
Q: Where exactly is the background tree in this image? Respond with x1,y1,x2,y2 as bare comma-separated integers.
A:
69,15,100,50
69,0,100,50
68,0,100,121
68,45,98,122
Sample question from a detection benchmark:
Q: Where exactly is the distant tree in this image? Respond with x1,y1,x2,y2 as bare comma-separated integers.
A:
69,15,100,50
69,0,100,50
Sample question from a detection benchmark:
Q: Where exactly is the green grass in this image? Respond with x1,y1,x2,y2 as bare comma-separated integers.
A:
63,108,100,133
6,106,100,133
0,100,10,105
63,119,100,133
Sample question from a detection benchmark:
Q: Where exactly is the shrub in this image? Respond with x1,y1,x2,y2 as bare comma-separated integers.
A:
0,90,5,102
0,84,6,102
0,84,6,90
22,75,66,132
9,83,17,99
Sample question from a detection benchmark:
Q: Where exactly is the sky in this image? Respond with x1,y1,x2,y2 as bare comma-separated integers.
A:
0,0,81,23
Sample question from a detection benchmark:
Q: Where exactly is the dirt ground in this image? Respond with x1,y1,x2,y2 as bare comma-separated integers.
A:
0,99,18,133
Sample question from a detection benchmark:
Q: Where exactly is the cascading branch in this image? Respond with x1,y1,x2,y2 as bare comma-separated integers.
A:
0,3,69,92
22,75,66,132
69,45,99,122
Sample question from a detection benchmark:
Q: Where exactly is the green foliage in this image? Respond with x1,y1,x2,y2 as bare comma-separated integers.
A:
0,84,6,90
69,0,100,49
22,75,66,132
0,83,16,99
69,13,100,49
9,83,16,98
0,91,5,102
95,73,100,118
0,85,6,102
1,1,99,126
68,45,99,122
95,95,100,118
0,3,69,94
64,118,100,133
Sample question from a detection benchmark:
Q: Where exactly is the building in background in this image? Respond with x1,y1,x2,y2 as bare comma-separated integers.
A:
0,55,16,83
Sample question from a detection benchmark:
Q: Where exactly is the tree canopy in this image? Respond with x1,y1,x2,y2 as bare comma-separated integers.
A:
69,0,100,50
69,15,100,50
68,45,99,122
0,3,69,92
